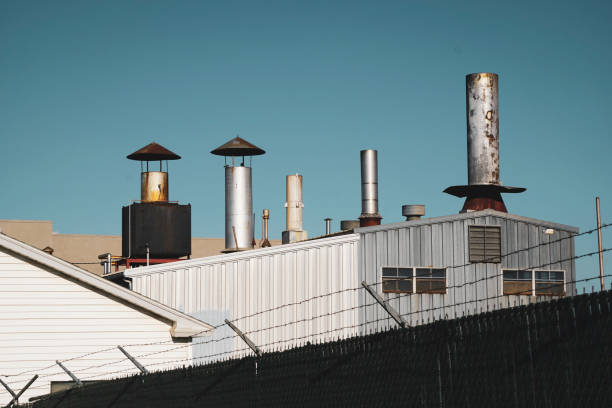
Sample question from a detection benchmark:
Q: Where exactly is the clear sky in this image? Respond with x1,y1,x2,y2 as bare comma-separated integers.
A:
0,0,610,285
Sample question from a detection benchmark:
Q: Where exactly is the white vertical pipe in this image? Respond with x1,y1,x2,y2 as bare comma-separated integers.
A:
285,174,304,232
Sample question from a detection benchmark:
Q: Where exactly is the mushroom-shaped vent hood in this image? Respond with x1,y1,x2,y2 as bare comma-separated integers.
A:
211,136,265,156
127,142,181,161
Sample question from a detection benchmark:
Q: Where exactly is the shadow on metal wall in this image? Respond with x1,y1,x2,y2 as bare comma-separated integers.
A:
30,290,612,408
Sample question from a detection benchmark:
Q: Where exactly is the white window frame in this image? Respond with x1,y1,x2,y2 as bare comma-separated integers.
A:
502,268,565,296
381,266,447,294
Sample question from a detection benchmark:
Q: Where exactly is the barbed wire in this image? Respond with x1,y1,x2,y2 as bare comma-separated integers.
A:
1,226,609,399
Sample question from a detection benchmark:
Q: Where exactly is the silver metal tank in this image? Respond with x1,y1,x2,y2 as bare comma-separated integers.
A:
141,171,168,202
466,73,500,185
225,165,253,251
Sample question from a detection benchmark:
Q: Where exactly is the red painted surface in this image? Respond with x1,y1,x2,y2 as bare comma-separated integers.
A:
359,218,382,227
461,192,507,213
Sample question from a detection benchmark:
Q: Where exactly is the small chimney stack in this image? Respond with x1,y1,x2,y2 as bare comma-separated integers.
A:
340,220,360,231
261,209,271,247
359,149,382,227
324,218,332,235
444,73,525,212
402,205,425,221
282,174,308,244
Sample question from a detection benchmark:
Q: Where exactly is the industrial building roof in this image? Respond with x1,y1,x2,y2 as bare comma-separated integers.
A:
354,209,579,234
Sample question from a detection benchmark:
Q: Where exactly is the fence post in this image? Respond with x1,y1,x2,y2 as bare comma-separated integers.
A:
361,281,408,328
56,360,83,386
118,346,149,375
4,375,38,407
225,319,262,357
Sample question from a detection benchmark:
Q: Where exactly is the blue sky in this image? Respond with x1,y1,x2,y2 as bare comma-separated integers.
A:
0,0,610,285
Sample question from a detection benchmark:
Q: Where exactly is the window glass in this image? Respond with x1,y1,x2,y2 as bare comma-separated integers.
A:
382,267,397,277
518,270,532,280
504,270,518,280
397,279,412,292
431,269,445,278
550,271,564,281
535,271,549,281
382,279,397,292
398,267,412,277
415,268,431,277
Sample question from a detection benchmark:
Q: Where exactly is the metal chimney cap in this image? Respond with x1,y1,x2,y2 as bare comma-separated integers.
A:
444,184,526,198
402,205,425,218
127,142,181,161
211,136,265,156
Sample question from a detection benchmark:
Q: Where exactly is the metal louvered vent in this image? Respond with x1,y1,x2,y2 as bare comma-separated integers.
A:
469,225,501,263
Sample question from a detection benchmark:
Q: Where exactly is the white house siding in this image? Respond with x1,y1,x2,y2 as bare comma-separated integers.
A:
0,249,193,406
127,234,360,362
357,211,578,333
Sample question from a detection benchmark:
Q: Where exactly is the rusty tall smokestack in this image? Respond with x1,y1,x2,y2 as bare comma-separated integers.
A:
444,73,525,212
359,149,382,226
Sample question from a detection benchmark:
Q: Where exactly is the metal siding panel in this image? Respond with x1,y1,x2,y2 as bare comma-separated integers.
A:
473,217,487,315
539,227,551,271
517,222,530,269
442,222,454,319
452,220,465,318
486,217,501,311
420,224,432,266
397,227,410,319
550,230,562,270
559,231,572,294
506,219,519,269
463,218,476,316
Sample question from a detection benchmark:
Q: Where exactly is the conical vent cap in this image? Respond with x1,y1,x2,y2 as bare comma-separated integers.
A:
211,136,265,156
127,142,181,161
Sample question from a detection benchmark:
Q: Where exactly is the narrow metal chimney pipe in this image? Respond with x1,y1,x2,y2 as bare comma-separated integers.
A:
444,73,525,213
359,149,382,227
285,174,304,231
467,73,500,186
261,209,271,248
324,218,332,235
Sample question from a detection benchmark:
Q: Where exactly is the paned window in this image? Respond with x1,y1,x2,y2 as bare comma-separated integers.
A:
534,270,565,296
381,267,413,293
469,225,501,263
415,268,446,294
382,267,446,294
503,269,565,296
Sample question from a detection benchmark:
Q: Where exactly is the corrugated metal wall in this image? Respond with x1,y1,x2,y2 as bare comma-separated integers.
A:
128,234,360,361
358,213,577,333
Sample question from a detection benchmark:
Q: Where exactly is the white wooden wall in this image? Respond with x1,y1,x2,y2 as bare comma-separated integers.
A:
127,234,360,361
0,249,193,406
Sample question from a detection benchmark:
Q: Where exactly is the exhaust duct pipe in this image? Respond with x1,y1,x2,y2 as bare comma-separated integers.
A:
444,73,525,212
211,136,265,252
324,218,332,235
282,174,308,244
359,149,382,227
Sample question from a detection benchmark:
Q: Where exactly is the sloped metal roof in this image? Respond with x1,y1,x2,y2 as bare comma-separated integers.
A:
127,142,181,161
211,136,265,156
